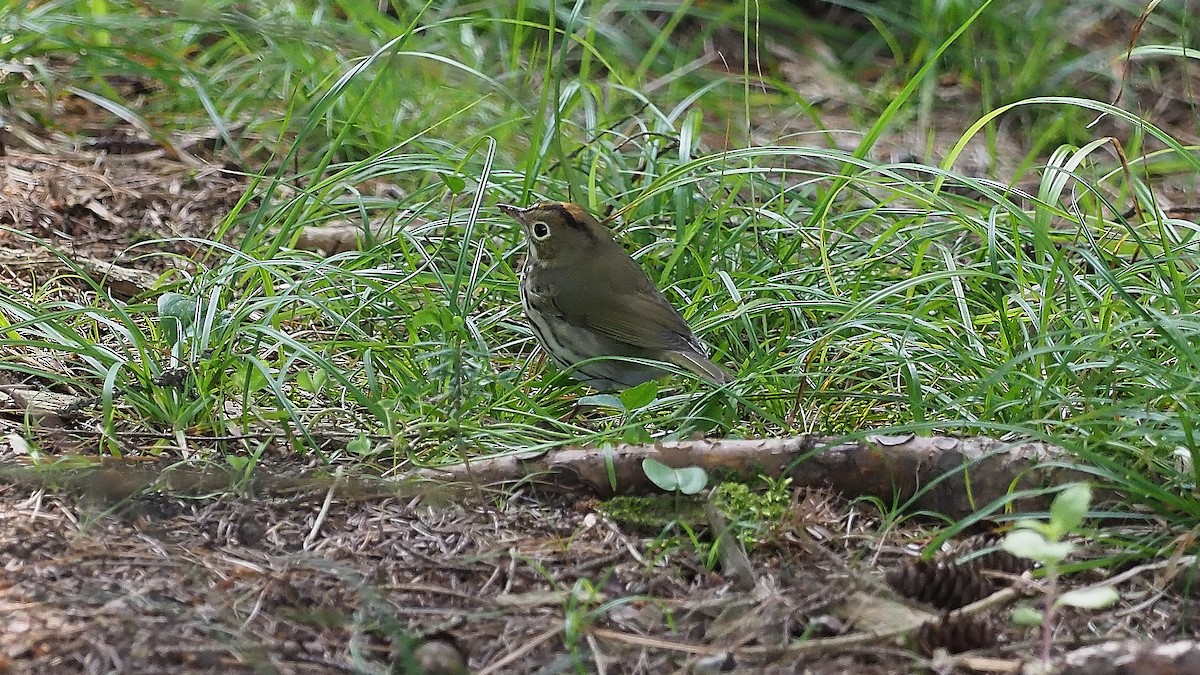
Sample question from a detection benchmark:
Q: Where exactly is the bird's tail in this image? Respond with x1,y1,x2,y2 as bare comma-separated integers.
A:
669,350,734,385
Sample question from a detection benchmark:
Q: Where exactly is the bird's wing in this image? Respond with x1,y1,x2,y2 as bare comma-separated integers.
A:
588,290,700,351
549,257,703,353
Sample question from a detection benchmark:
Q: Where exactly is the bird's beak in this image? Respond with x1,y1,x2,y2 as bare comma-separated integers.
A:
497,203,527,222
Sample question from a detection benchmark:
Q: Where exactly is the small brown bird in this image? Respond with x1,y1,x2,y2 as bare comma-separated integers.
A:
499,201,732,390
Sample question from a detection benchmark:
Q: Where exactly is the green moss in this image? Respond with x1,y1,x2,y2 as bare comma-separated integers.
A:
597,477,797,551
709,477,794,547
595,495,706,536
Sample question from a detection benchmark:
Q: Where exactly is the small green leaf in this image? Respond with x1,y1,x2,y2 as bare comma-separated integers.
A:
642,457,678,491
439,173,466,193
1000,529,1046,557
1010,605,1044,627
642,458,708,494
346,434,373,456
297,369,328,394
577,394,624,410
413,306,454,331
6,433,37,459
157,291,196,326
618,380,658,410
621,424,652,445
1057,586,1119,610
1002,529,1074,565
230,364,269,394
1012,517,1049,536
310,369,328,391
1049,482,1090,538
674,466,709,495
157,291,197,346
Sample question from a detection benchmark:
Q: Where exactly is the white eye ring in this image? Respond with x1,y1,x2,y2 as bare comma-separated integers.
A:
531,221,551,240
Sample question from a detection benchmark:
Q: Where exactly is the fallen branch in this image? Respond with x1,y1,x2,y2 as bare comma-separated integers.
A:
1057,640,1200,675
414,434,1085,517
0,247,159,299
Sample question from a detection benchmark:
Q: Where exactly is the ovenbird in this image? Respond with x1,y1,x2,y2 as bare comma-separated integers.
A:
498,201,732,390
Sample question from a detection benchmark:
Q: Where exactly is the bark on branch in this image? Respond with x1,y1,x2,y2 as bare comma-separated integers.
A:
415,434,1084,517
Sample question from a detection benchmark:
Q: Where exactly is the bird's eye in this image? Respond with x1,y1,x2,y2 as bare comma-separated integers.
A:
531,221,551,240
